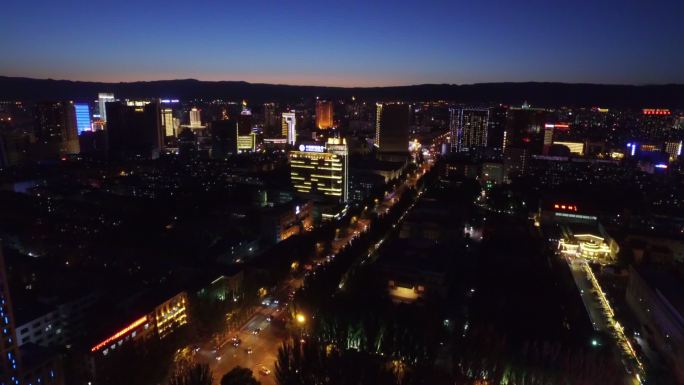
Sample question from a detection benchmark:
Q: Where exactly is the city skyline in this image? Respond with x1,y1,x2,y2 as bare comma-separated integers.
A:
2,0,683,86
2,2,684,385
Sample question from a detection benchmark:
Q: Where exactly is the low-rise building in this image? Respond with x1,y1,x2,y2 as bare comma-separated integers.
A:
260,200,313,244
15,293,99,349
86,290,188,381
375,238,448,304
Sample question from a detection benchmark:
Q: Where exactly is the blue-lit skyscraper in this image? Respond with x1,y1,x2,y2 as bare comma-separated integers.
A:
74,103,91,134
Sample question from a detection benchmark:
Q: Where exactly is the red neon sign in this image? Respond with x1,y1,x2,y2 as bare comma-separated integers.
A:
553,203,578,212
91,316,147,352
642,109,671,116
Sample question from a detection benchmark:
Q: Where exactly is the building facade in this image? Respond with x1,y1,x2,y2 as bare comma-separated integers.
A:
449,108,489,152
189,108,202,127
161,108,178,137
238,108,253,136
315,101,333,130
34,101,80,155
375,103,409,155
282,112,296,145
263,103,278,137
105,101,162,159
74,103,91,134
0,247,64,385
289,138,348,203
97,93,115,123
89,291,188,361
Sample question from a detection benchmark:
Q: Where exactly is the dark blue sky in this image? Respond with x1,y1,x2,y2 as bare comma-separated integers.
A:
2,0,682,86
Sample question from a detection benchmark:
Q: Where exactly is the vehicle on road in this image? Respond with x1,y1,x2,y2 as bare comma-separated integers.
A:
258,366,271,375
252,328,261,335
266,316,272,322
246,347,253,354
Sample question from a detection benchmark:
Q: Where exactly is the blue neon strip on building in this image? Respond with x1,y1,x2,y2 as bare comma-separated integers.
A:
75,103,91,134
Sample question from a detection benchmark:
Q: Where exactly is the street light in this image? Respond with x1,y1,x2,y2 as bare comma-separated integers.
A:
296,313,306,324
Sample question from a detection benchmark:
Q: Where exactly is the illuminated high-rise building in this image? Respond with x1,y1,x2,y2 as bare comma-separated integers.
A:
189,108,202,127
449,108,489,152
74,103,91,134
664,140,682,161
289,138,348,203
375,103,409,154
282,112,296,145
315,100,333,130
161,108,178,137
237,134,256,152
97,93,115,123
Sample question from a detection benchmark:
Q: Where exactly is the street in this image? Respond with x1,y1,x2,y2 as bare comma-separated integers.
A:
563,254,644,385
195,305,286,385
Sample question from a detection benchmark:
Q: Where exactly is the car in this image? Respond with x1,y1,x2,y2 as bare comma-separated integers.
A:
246,347,253,354
252,328,261,335
259,366,271,375
266,316,272,322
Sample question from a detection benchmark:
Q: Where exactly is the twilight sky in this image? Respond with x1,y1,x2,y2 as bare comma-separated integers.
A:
1,0,682,87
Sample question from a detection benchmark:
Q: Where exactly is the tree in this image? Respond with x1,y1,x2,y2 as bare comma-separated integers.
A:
220,366,260,385
169,364,213,385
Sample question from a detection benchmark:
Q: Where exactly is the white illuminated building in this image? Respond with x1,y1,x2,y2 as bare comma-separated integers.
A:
161,108,179,137
98,93,115,122
189,108,202,127
282,112,296,145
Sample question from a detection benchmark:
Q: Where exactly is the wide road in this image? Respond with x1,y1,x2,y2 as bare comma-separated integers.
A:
562,254,644,385
196,304,286,385
565,255,610,331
